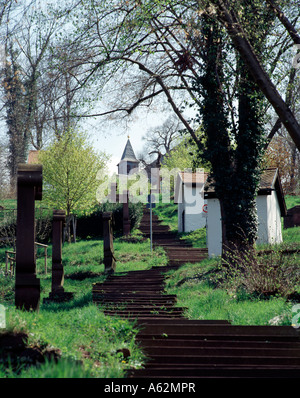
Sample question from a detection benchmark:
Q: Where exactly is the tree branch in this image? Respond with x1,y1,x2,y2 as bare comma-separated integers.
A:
265,0,300,45
121,57,200,145
213,0,300,151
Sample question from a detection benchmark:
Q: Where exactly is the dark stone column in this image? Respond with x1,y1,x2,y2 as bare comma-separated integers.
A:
103,212,116,273
45,210,73,303
122,191,130,236
51,210,66,295
15,164,42,311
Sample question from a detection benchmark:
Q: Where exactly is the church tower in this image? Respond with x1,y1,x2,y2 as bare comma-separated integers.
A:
117,137,139,175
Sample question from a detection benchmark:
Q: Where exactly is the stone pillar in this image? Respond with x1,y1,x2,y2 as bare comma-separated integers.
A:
103,212,116,273
51,210,65,295
15,164,42,311
45,210,73,303
122,191,130,236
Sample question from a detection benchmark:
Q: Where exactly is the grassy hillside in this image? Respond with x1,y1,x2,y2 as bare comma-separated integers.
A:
0,194,298,378
0,238,167,378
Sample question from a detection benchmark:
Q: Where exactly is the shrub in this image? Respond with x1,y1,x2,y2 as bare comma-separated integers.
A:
75,202,144,239
218,244,300,299
0,208,52,247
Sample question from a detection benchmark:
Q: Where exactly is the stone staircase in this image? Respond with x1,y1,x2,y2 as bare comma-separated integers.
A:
92,206,300,378
138,207,208,266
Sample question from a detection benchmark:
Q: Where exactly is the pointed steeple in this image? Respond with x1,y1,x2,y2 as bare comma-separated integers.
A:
121,138,138,162
117,137,139,175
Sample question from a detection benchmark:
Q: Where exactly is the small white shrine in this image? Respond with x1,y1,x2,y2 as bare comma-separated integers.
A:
204,168,287,257
175,170,208,233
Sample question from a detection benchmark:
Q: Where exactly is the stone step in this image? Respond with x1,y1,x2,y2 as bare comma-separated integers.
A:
104,310,186,317
137,337,300,349
141,345,300,358
127,366,300,378
136,319,230,325
93,207,300,379
143,354,300,366
137,324,300,339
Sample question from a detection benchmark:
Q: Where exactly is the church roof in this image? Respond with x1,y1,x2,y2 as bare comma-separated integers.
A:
118,138,139,164
178,171,208,185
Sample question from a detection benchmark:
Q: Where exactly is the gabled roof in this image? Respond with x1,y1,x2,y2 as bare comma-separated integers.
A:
118,138,139,164
178,171,208,185
204,167,287,217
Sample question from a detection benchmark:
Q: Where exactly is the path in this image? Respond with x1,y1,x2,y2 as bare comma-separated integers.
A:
92,207,300,378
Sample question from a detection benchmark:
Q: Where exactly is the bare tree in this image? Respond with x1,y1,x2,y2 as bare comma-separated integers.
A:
0,0,88,191
139,115,183,165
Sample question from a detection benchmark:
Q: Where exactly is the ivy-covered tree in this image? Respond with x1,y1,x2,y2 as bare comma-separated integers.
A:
2,46,29,191
196,13,266,254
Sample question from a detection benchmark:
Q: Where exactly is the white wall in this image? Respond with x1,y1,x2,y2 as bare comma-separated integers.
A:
178,184,206,233
207,192,283,257
207,198,222,257
118,160,127,175
256,195,268,245
267,191,283,244
256,192,283,245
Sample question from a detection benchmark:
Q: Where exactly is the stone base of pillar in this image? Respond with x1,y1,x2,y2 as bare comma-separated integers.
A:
123,220,131,236
15,274,40,311
103,256,116,274
43,291,74,303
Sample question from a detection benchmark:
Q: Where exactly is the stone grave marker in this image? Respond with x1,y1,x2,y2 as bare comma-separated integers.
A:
103,212,116,273
15,164,42,311
121,190,130,236
45,210,73,303
284,206,300,229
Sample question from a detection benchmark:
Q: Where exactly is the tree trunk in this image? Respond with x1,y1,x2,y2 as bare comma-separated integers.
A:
214,0,300,151
199,14,264,261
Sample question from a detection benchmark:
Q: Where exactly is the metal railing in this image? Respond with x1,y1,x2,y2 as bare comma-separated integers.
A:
4,242,48,277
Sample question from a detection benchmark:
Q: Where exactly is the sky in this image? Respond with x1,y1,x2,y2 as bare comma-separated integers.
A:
88,109,169,175
86,96,197,176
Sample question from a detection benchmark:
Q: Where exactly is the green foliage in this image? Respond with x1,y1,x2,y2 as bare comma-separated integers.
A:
0,238,165,378
0,207,52,247
165,258,294,326
75,201,144,239
218,245,300,299
38,130,110,216
282,226,300,245
152,197,178,231
179,227,206,248
285,195,300,209
3,358,93,379
194,15,266,250
162,132,207,172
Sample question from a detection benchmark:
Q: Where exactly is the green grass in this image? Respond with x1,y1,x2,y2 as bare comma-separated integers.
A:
285,195,300,209
164,259,295,326
0,194,299,378
282,226,300,245
1,303,144,378
0,237,165,378
152,199,178,231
